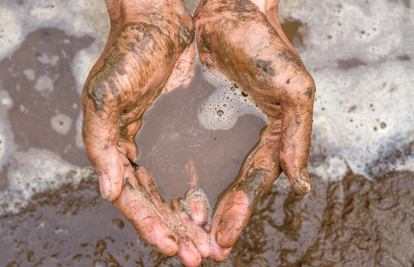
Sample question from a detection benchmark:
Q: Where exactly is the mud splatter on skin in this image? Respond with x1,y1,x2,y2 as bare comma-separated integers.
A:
200,26,212,54
85,51,124,112
237,168,267,208
279,50,302,68
306,87,313,98
256,59,275,76
85,18,194,114
176,19,195,52
82,3,196,170
119,120,128,140
195,0,316,257
195,0,314,121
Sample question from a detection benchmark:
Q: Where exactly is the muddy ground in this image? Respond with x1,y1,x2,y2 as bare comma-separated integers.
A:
1,170,413,266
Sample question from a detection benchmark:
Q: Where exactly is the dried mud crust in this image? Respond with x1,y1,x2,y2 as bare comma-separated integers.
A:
1,171,413,266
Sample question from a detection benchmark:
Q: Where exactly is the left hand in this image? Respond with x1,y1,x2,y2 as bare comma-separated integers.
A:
194,0,316,261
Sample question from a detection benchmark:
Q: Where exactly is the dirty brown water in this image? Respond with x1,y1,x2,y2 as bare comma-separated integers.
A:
0,16,414,267
135,65,267,203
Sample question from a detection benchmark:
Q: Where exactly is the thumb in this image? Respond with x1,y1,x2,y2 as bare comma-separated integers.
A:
279,72,315,195
82,92,125,202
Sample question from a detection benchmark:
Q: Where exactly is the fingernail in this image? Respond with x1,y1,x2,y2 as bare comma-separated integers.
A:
293,169,311,195
99,174,112,201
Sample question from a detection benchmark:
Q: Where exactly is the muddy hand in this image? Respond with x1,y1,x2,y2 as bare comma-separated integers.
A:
114,163,205,266
183,160,211,227
194,0,315,261
82,0,195,202
171,160,212,258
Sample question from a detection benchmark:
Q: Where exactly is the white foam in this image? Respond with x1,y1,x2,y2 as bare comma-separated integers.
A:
0,0,109,66
198,67,267,130
0,148,95,214
0,5,23,60
23,69,36,81
75,111,85,148
278,0,414,178
72,43,105,95
0,90,15,173
0,0,108,214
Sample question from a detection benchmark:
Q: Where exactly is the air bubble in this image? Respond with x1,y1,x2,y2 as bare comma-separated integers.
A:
51,114,73,135
198,66,266,130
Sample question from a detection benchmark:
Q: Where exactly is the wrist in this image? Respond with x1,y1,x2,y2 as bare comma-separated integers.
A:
105,0,188,24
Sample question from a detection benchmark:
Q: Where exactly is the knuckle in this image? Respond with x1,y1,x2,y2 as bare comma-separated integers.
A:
283,71,315,104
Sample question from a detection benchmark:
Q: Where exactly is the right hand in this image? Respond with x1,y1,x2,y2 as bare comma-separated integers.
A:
194,0,316,261
81,0,208,265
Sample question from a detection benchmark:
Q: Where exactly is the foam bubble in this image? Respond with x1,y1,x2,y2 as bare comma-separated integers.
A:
51,114,73,135
34,75,54,93
0,91,13,107
198,67,267,130
23,69,36,81
36,53,51,64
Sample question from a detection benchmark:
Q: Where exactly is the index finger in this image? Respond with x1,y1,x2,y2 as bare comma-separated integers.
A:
112,166,180,256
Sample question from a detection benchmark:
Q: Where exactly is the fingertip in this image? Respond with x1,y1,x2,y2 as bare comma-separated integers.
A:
176,231,202,267
215,191,250,249
160,234,180,256
99,174,112,201
187,188,210,227
96,146,125,202
210,234,232,262
216,226,236,249
288,168,311,195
